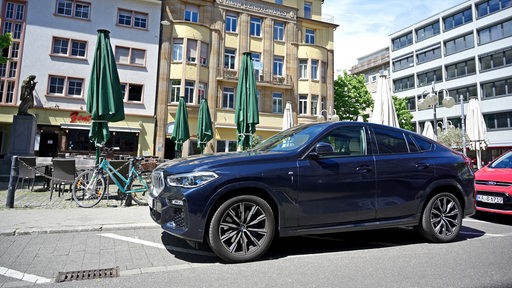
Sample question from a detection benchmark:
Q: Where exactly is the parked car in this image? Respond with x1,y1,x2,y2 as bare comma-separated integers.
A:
475,150,512,215
148,122,475,263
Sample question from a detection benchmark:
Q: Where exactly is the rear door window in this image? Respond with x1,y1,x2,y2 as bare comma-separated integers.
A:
411,135,434,151
373,127,409,154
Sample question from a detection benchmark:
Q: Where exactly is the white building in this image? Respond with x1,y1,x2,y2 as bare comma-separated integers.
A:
389,0,512,162
0,0,160,157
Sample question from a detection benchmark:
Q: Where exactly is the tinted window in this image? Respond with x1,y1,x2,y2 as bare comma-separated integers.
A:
373,128,408,154
406,135,420,152
412,135,434,151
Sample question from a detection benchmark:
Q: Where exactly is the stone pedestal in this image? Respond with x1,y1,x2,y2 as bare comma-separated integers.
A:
8,114,36,156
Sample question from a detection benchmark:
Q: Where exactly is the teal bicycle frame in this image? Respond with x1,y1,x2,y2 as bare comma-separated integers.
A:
97,158,149,194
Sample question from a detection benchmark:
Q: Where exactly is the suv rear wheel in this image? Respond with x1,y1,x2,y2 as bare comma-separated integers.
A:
418,192,462,242
208,195,275,263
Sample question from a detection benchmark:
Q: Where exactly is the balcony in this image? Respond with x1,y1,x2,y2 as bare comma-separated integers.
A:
218,69,292,87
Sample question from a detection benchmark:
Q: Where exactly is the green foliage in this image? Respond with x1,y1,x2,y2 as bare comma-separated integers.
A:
333,70,373,121
0,33,12,64
392,95,414,131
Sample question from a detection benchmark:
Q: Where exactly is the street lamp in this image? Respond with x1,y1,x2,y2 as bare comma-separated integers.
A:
317,107,340,122
418,82,455,136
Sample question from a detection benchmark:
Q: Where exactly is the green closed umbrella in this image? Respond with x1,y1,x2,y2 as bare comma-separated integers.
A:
86,29,125,161
197,98,213,153
235,52,259,150
171,97,190,157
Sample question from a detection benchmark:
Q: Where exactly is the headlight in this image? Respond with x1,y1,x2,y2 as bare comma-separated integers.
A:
150,171,165,197
166,172,218,188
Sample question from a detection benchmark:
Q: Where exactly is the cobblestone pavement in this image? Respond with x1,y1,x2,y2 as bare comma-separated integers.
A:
0,180,145,210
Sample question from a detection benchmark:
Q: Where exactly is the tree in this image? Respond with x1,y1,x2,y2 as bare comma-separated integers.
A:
0,33,12,64
333,70,373,121
392,95,414,131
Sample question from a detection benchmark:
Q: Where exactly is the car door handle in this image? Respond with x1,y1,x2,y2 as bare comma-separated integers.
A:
416,162,430,169
356,165,372,173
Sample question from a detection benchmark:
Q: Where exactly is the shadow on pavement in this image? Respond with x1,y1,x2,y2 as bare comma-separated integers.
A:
159,225,485,264
472,212,512,226
160,232,218,264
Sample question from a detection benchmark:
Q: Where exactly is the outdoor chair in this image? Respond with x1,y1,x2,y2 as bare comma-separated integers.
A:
50,159,76,200
16,157,37,191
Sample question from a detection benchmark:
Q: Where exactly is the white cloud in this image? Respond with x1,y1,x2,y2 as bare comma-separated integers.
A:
322,0,466,74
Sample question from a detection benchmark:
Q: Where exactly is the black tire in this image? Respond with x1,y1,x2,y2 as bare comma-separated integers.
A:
208,195,275,263
72,169,106,208
418,192,462,242
130,171,151,206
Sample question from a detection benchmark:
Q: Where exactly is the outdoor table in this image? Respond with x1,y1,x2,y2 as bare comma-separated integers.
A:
35,163,52,190
75,158,96,171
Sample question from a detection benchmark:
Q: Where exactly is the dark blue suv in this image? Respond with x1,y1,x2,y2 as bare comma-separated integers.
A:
148,122,475,263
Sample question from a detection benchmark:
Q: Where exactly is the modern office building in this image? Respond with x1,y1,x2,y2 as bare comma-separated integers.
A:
389,0,512,162
0,0,160,158
155,0,337,158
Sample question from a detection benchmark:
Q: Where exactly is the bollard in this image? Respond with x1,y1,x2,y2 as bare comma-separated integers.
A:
6,156,19,208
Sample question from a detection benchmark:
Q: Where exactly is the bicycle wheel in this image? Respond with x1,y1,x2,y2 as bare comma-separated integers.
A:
72,169,106,208
130,170,151,206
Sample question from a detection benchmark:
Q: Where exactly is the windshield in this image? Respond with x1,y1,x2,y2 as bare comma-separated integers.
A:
489,151,512,169
252,124,327,152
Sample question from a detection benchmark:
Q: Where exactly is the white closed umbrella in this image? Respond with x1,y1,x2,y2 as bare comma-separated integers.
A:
369,74,399,127
422,121,435,140
282,101,294,130
466,97,487,169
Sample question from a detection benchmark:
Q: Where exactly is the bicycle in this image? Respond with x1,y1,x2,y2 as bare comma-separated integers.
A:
72,145,152,208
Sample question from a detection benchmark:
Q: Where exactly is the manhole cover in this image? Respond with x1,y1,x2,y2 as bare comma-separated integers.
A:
55,267,120,282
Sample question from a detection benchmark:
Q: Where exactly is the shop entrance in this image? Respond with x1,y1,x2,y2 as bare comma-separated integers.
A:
164,138,175,160
38,132,58,157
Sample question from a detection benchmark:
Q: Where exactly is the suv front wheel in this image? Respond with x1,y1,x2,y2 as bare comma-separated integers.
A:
418,192,462,242
208,195,275,263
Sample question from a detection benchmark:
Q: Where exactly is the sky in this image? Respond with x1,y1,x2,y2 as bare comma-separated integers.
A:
322,0,466,74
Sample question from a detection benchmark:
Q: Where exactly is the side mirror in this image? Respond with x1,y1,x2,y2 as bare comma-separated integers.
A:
310,142,334,158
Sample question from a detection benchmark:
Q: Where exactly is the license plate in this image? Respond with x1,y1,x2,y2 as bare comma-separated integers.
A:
476,194,503,204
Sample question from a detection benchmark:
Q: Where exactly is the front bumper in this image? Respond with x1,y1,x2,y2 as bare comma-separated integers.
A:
475,182,512,215
148,186,206,242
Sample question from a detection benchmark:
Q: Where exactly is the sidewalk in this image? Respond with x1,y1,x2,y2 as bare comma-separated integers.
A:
0,181,159,236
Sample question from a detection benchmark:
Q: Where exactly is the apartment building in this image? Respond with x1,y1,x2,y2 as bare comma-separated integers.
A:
155,0,337,158
390,0,512,162
0,0,160,157
350,47,390,96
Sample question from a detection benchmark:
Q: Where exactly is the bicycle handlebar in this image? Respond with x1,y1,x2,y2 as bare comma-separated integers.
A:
95,143,144,163
95,143,120,152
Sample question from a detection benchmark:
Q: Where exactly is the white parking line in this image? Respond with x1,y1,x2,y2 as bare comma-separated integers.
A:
460,231,505,237
98,233,215,257
0,266,52,284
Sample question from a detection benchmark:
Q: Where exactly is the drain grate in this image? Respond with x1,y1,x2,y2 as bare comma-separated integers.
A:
55,267,120,282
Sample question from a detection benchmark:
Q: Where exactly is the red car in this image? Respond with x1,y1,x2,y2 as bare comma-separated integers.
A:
475,150,512,215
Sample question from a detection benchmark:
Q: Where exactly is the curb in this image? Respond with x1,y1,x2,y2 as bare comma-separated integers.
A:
0,222,160,236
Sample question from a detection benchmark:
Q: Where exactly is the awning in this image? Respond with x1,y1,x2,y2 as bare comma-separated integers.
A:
60,123,141,133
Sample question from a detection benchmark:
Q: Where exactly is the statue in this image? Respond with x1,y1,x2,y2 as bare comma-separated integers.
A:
17,75,37,115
